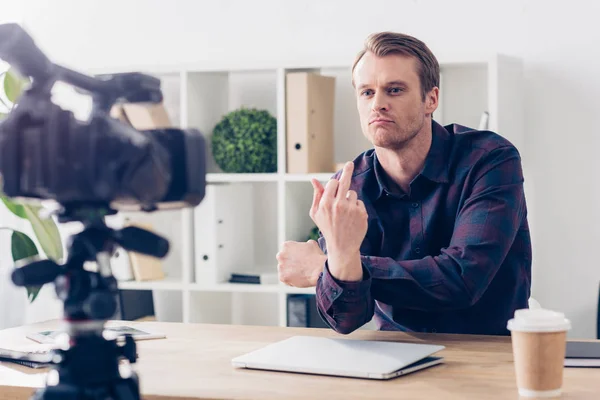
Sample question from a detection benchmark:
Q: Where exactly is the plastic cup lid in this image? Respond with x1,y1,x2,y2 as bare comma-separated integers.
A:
507,308,571,333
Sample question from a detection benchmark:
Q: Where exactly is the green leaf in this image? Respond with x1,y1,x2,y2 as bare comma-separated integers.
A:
11,230,38,262
23,205,64,262
27,286,42,303
11,230,42,302
3,68,27,104
1,196,28,218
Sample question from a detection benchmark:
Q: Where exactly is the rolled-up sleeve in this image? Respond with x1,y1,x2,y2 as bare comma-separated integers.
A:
316,262,373,334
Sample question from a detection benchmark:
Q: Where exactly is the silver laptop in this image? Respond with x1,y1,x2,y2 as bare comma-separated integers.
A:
232,335,444,380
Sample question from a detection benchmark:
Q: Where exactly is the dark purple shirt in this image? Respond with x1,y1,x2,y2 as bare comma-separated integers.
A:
316,121,531,336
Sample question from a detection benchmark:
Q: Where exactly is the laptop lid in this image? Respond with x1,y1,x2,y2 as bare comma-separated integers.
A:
232,335,445,379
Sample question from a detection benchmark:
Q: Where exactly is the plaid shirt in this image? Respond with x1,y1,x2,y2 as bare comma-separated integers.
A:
316,121,531,335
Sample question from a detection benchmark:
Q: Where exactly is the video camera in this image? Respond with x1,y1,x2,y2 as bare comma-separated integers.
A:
0,24,206,217
0,23,207,400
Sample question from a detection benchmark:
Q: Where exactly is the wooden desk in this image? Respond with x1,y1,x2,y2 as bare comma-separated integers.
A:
0,320,598,399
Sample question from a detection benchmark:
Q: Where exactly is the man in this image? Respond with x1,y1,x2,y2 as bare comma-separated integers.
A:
276,32,531,336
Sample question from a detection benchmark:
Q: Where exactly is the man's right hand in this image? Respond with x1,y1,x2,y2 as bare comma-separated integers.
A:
276,240,326,288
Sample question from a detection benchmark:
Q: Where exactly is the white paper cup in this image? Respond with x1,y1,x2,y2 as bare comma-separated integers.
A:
507,309,571,398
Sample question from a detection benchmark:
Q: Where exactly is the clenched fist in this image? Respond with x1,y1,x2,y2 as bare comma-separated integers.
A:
276,240,326,287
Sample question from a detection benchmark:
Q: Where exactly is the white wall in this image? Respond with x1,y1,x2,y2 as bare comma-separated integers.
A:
20,0,527,70
523,1,600,339
16,0,600,338
0,0,65,329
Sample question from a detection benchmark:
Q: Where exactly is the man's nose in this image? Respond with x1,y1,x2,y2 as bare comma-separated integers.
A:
371,92,389,112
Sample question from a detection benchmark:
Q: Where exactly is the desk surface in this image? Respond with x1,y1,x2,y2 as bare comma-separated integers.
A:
0,320,598,400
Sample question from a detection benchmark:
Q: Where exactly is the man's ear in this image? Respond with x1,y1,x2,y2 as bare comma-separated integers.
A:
425,87,439,116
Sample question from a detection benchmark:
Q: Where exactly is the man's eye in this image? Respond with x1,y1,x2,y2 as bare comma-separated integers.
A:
388,87,403,94
361,89,373,96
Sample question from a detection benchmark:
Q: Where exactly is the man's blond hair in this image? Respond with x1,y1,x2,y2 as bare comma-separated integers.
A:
352,32,440,101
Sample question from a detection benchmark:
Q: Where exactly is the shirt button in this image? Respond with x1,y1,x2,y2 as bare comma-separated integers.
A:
412,202,419,208
331,289,338,296
415,247,421,254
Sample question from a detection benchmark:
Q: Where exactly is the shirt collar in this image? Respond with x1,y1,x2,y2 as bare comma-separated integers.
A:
420,120,452,184
371,120,452,199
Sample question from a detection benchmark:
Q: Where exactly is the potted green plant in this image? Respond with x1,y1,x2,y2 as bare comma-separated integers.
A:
0,68,63,302
211,108,277,173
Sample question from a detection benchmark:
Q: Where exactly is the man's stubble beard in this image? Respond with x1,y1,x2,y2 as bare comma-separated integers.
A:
368,114,426,151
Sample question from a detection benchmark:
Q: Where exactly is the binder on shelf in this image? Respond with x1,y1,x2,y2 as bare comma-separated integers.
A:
193,183,255,285
125,222,166,282
286,72,336,174
111,246,135,282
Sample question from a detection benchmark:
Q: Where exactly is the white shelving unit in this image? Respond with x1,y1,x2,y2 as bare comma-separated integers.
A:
102,53,524,327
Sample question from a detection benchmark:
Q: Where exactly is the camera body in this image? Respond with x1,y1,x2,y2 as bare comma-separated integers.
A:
0,24,206,216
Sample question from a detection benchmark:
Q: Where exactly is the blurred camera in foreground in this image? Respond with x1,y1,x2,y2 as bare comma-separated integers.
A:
0,23,206,220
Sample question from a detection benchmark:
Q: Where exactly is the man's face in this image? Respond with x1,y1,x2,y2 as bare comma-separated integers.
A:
353,52,438,150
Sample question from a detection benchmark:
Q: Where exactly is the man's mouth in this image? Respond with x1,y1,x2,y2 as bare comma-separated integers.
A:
369,118,394,125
